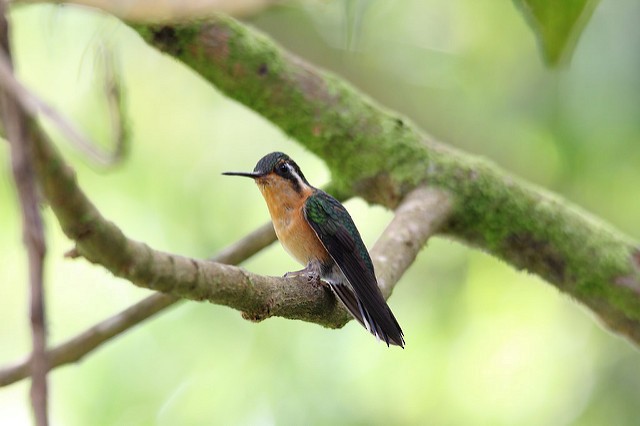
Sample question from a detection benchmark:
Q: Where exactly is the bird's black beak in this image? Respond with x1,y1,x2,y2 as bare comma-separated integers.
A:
222,171,263,179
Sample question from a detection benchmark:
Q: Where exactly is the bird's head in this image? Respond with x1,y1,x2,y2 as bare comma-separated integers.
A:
223,152,312,199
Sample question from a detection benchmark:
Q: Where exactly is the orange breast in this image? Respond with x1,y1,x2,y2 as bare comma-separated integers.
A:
258,180,329,266
273,203,329,265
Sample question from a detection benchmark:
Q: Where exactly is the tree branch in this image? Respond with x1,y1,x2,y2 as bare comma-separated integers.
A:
3,4,638,346
26,109,447,321
31,123,344,325
0,8,48,425
1,184,450,387
0,223,276,387
371,187,451,298
131,17,640,344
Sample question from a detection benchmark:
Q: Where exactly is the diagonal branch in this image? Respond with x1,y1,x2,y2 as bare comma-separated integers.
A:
0,185,450,387
31,120,348,325
371,187,451,298
0,223,276,387
0,177,448,387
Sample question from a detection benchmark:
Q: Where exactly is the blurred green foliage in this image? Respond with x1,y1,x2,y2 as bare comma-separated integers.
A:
0,1,639,425
513,0,600,65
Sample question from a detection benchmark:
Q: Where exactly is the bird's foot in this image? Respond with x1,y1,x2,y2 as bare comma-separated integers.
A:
284,262,324,288
283,268,306,279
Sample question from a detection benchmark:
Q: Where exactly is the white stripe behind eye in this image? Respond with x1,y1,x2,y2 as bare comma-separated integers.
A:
286,163,305,189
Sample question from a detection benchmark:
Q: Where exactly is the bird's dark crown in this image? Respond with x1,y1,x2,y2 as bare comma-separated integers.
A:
254,152,309,185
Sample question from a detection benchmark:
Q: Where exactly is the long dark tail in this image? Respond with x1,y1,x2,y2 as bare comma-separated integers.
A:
330,283,405,348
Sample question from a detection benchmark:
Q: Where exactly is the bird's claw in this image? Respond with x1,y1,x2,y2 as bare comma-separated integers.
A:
305,271,321,287
283,270,302,279
284,267,323,288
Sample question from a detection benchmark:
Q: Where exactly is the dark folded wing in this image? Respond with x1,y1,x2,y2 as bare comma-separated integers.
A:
304,191,404,347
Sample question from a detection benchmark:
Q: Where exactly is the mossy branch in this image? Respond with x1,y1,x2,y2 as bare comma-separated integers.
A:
133,17,640,344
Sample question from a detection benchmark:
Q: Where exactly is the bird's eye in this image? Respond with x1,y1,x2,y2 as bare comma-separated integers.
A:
277,162,289,175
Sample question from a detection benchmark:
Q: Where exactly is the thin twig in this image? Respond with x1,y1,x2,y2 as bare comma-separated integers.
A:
0,223,276,387
0,37,127,166
0,7,48,426
96,42,129,164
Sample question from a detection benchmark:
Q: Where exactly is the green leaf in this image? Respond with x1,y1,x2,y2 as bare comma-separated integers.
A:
513,0,601,67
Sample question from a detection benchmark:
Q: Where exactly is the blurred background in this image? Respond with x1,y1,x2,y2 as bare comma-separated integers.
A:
1,0,639,424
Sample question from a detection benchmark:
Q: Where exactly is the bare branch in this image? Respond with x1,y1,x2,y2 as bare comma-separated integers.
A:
371,187,452,298
0,7,48,426
94,42,129,165
0,179,449,386
0,223,277,387
0,294,174,388
25,100,450,328
208,222,276,264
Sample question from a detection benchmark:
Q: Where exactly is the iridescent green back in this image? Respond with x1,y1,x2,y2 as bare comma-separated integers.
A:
304,191,375,275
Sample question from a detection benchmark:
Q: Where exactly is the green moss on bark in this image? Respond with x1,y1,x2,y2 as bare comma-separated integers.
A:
133,17,640,343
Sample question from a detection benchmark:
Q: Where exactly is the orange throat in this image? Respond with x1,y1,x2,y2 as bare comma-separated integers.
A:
256,177,328,266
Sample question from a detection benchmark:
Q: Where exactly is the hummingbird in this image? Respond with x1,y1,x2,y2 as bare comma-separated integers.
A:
223,152,404,347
